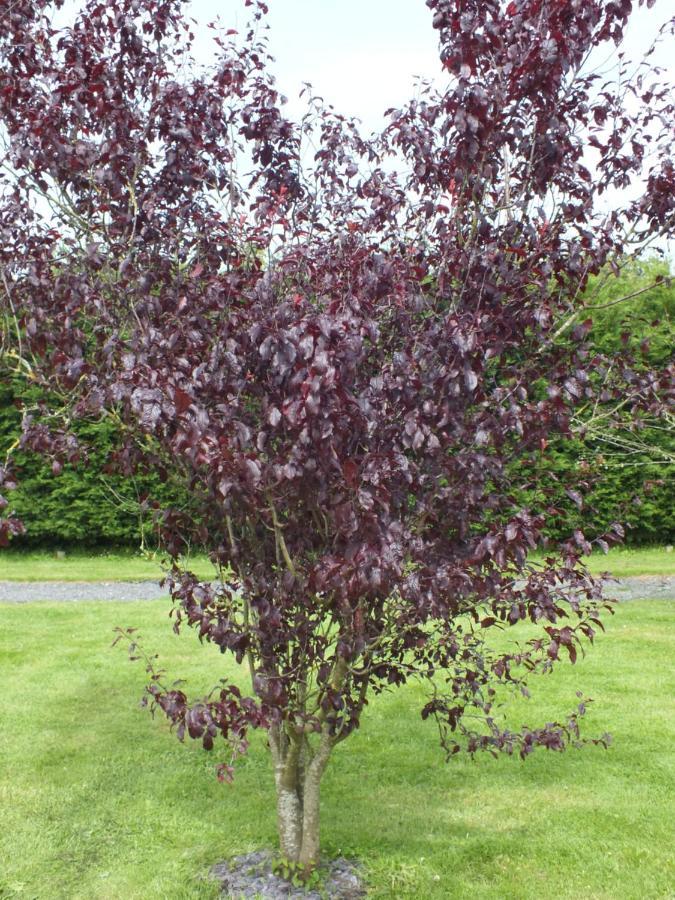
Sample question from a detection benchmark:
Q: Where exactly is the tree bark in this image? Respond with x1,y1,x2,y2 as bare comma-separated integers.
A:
298,731,332,870
269,725,332,871
270,725,303,860
276,783,303,861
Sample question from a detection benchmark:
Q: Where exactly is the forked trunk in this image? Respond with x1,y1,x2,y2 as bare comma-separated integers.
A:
270,726,332,871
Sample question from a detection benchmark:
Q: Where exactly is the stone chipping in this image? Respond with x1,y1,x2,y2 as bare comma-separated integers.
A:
209,850,365,899
1,576,674,603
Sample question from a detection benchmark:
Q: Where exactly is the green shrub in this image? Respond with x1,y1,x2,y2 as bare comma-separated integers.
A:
0,381,183,548
533,436,673,544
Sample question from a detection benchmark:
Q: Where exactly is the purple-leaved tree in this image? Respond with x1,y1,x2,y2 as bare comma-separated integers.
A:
1,0,673,875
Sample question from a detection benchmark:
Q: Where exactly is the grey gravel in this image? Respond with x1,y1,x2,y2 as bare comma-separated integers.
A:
0,576,674,604
603,575,675,602
210,850,365,899
0,580,169,602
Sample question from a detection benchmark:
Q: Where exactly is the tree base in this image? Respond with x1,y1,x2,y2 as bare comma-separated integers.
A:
210,850,365,898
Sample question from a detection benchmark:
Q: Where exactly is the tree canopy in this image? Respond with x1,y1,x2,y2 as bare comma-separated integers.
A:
1,0,673,874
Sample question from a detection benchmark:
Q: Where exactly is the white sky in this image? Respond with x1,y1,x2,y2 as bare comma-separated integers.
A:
46,0,675,256
188,0,442,130
54,0,674,134
184,0,675,134
183,0,673,256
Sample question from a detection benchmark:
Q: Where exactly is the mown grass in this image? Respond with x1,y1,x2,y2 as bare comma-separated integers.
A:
0,598,673,898
1,544,674,582
540,544,675,578
0,548,214,583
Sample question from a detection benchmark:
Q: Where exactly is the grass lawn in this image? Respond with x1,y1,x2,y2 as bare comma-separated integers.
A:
561,545,675,578
0,548,215,583
0,598,673,898
1,544,674,582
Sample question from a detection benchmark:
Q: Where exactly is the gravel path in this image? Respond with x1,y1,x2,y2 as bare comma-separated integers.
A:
0,580,169,602
1,576,674,603
607,575,675,601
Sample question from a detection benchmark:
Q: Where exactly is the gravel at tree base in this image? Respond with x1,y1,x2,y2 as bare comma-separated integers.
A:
209,851,365,899
0,577,674,603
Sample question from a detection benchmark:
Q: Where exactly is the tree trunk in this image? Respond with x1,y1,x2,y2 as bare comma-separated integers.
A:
269,726,332,872
276,782,303,860
298,730,332,869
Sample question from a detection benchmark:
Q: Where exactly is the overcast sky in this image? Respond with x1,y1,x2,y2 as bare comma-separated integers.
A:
48,0,675,255
182,0,674,133
188,0,442,130
54,0,674,134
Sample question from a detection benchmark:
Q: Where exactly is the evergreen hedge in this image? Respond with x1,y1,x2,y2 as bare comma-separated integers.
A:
0,380,182,548
1,261,673,548
537,259,674,544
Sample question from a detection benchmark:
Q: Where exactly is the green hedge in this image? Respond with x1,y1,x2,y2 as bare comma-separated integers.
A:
521,258,674,544
0,381,181,548
1,260,673,548
531,436,673,545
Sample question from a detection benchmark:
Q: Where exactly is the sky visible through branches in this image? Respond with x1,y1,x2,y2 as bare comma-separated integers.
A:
54,0,675,133
50,0,675,256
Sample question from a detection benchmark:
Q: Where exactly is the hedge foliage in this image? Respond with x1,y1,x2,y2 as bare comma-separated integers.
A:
541,258,674,544
1,261,673,548
0,379,184,548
